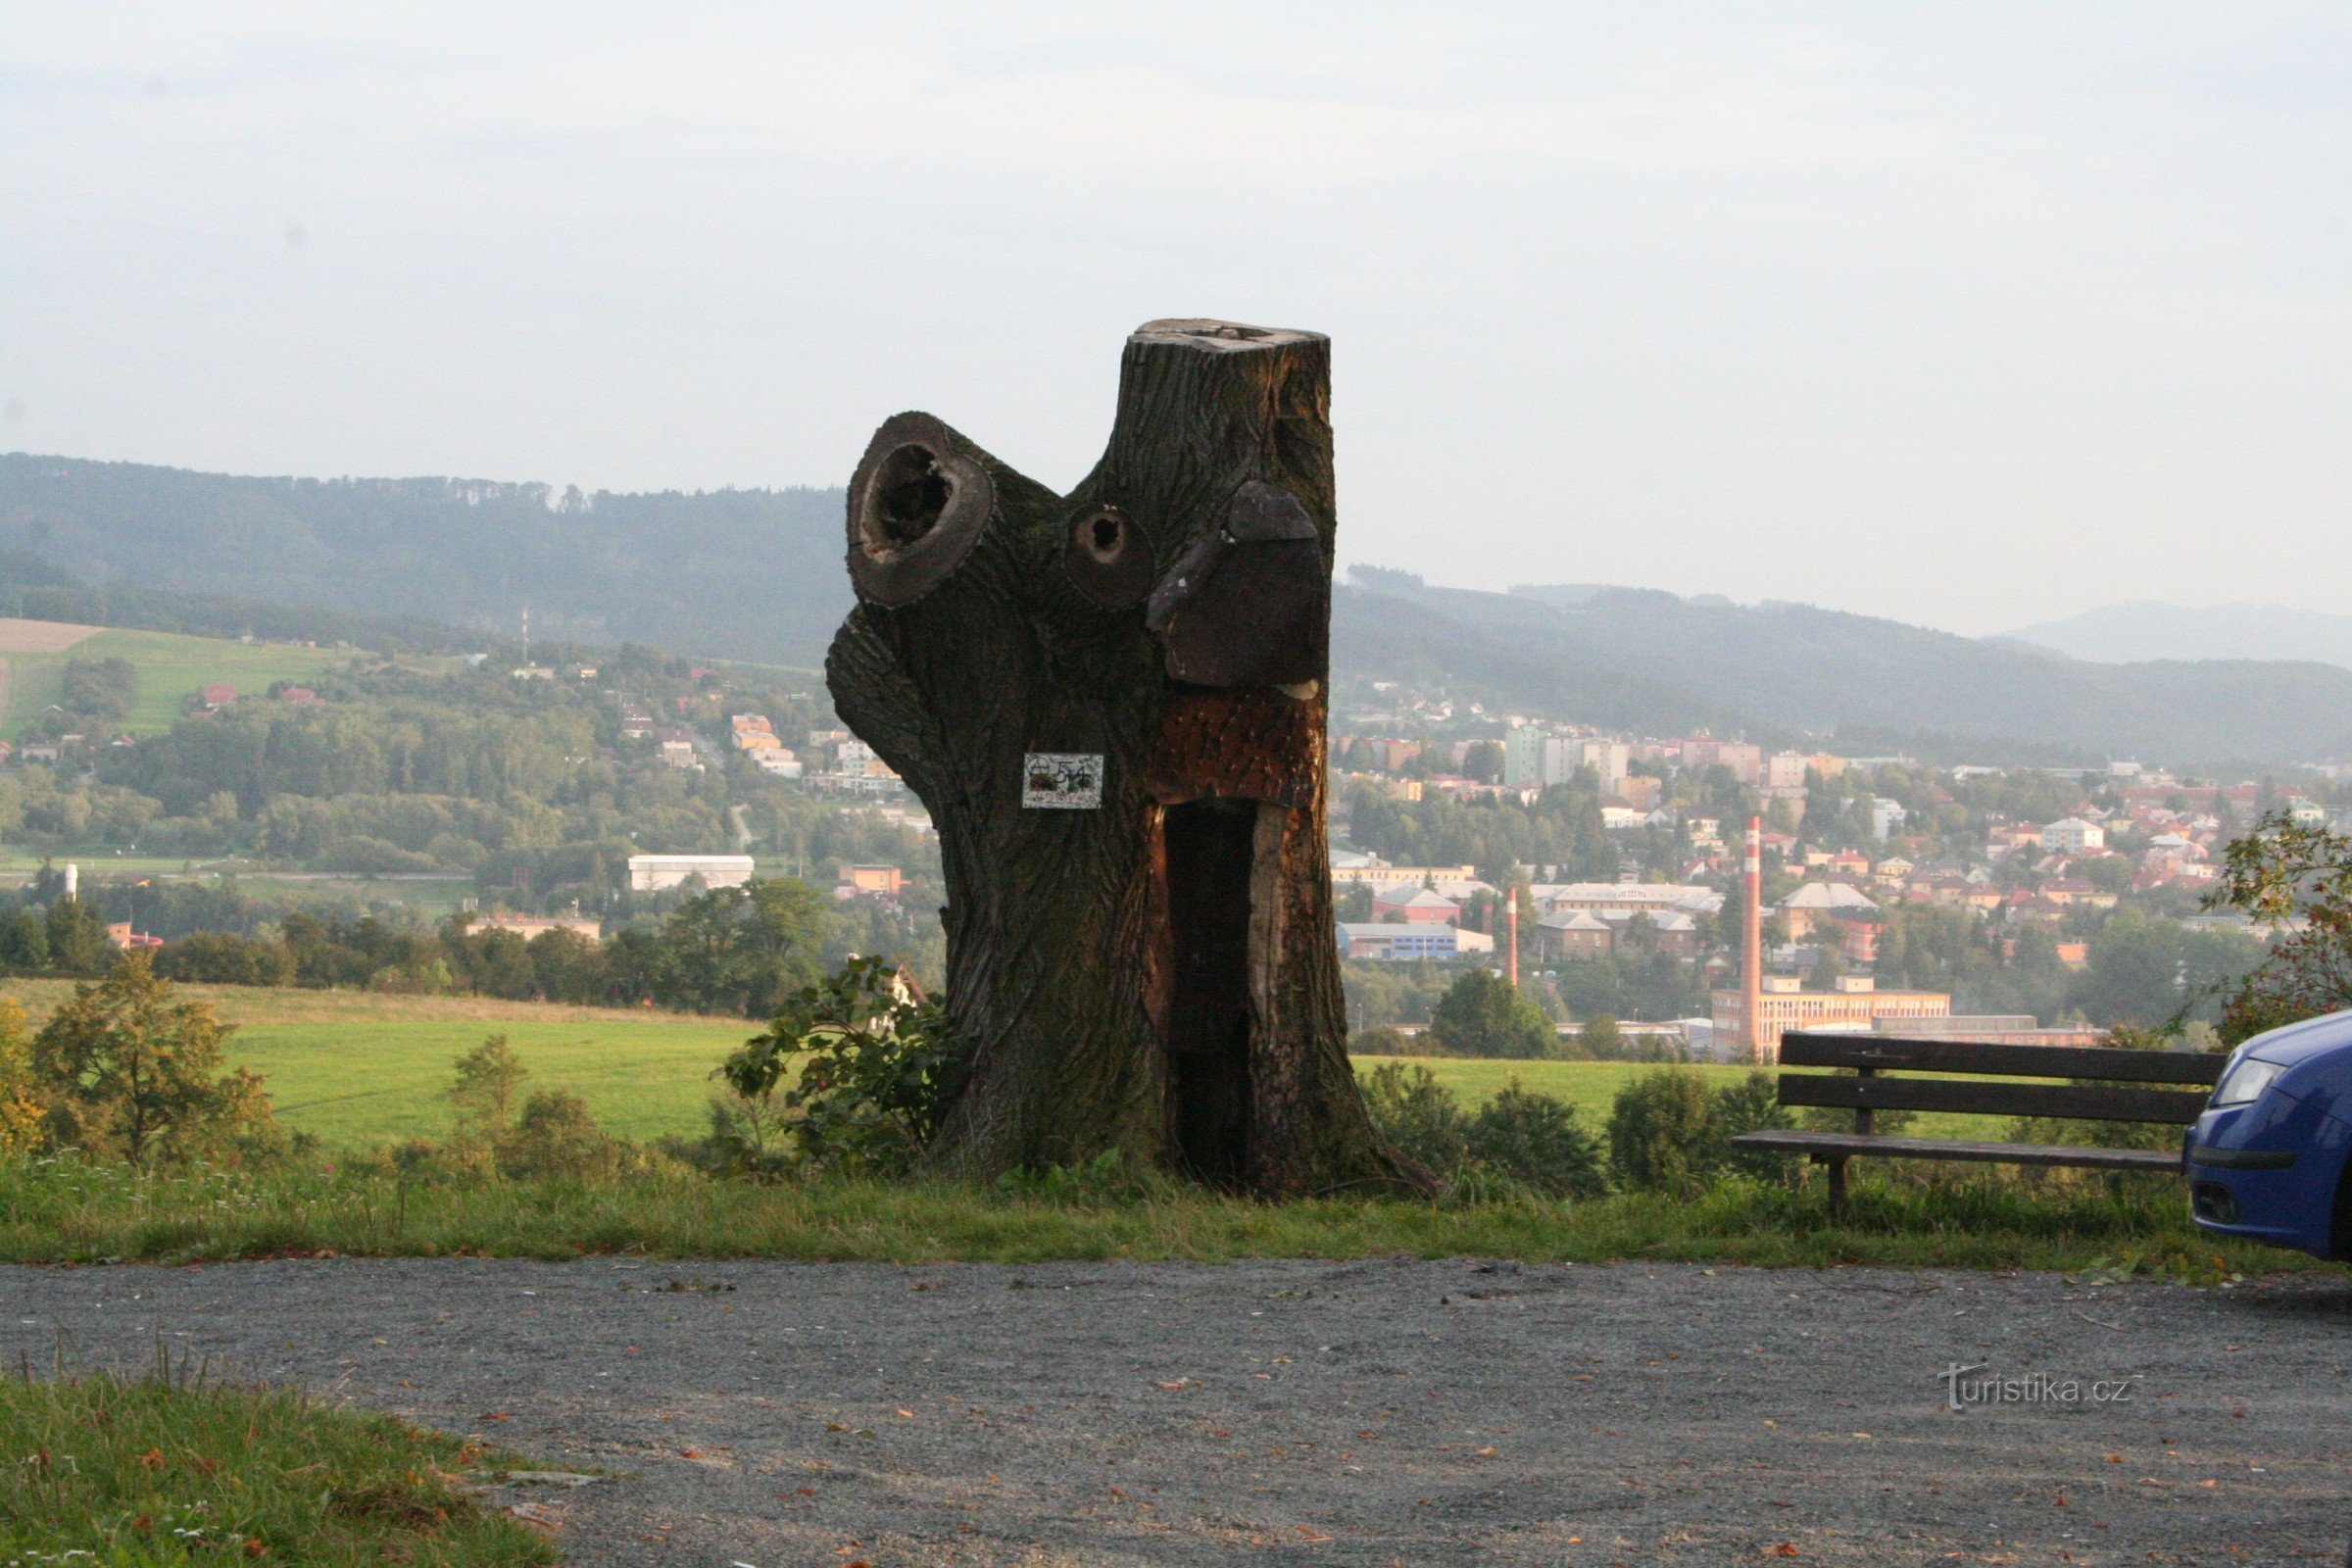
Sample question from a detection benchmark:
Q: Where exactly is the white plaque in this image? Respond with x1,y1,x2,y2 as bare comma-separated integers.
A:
1022,753,1104,809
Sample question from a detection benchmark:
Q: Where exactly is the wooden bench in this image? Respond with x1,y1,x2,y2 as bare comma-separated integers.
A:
1730,1030,2225,1209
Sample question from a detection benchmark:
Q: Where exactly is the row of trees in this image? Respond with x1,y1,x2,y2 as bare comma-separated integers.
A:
151,879,834,1018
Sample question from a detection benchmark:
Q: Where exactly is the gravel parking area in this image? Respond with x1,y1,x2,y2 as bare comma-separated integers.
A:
6,1256,2349,1565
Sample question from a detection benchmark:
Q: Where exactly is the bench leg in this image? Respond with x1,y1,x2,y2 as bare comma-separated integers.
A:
1826,1154,1848,1216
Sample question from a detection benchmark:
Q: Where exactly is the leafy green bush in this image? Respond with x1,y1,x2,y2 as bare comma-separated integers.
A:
1348,1025,1413,1055
1609,1066,1811,1192
1466,1082,1607,1197
1359,1061,1605,1196
422,1034,634,1180
1358,1062,1472,1172
1713,1068,1801,1183
713,956,963,1175
497,1090,624,1180
1606,1067,1720,1194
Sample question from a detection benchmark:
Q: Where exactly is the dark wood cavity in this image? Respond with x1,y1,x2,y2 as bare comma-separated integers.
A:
1163,799,1257,1185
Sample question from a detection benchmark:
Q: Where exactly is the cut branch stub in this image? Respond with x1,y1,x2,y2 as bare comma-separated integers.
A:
846,412,994,607
1147,480,1326,688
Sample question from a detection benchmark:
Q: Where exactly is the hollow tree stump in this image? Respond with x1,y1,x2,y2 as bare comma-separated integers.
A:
825,318,1409,1195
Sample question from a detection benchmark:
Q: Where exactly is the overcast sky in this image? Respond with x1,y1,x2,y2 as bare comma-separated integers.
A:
6,4,2347,635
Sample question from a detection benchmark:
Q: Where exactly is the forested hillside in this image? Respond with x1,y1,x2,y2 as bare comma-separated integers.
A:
1338,571,2352,765
11,452,2352,763
0,455,849,666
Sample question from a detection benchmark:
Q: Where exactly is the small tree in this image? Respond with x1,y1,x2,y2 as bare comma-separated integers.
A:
45,897,110,977
715,956,961,1173
1429,968,1554,1058
1576,1014,1626,1059
449,1035,528,1139
2207,812,2352,1044
30,953,270,1166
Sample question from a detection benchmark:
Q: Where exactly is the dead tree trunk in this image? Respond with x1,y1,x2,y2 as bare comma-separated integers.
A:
825,318,1410,1196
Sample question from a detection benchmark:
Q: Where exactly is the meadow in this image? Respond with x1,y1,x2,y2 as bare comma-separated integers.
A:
3,980,760,1148
1,625,390,737
3,979,2016,1149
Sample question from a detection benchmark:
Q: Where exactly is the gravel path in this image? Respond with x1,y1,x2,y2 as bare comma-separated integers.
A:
6,1257,2349,1565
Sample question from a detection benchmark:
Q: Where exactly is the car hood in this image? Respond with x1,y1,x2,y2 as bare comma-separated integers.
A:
2235,1007,2352,1069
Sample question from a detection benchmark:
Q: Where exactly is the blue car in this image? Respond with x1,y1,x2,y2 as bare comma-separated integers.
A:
2184,1008,2352,1259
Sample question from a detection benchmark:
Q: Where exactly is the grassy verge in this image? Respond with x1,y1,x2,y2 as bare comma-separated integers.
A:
0,1353,554,1565
0,1153,2327,1280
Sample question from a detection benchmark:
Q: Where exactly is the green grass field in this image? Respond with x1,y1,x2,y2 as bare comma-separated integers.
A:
3,626,374,737
0,981,2016,1150
4,980,760,1148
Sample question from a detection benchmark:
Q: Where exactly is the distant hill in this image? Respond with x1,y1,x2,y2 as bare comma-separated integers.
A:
8,454,2350,764
2001,601,2352,670
1336,571,2352,766
0,454,850,668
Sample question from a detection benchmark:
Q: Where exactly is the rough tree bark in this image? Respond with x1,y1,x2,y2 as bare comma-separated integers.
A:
826,318,1410,1196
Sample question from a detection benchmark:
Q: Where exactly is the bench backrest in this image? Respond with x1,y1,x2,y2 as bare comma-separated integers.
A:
1776,1030,2224,1126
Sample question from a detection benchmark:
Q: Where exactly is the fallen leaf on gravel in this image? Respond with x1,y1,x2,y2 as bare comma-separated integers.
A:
1768,1545,1799,1558
2106,1453,2123,1462
826,1423,849,1431
895,1409,914,1419
1474,1446,1496,1457
1851,1433,1872,1440
680,1449,702,1458
477,1412,510,1422
2201,1480,2218,1488
1152,1380,1193,1391
910,1282,939,1292
505,1501,564,1533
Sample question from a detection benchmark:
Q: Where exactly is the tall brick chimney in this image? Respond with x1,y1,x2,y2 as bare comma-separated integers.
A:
1743,815,1764,1064
1505,887,1519,989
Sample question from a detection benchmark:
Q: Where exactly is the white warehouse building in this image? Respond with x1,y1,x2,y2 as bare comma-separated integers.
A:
627,854,759,893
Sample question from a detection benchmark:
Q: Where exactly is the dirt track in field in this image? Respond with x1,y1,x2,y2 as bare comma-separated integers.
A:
7,1256,2349,1566
0,616,101,654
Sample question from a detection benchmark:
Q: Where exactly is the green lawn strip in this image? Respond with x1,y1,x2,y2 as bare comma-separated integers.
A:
0,1157,2320,1279
230,1016,757,1147
0,1361,555,1565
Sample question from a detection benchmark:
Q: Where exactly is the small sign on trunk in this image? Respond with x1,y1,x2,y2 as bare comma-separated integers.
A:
1022,753,1104,809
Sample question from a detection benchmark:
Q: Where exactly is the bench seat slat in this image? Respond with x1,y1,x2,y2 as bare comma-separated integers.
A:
1779,1031,2223,1086
1731,1128,2180,1173
1776,1073,2211,1125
